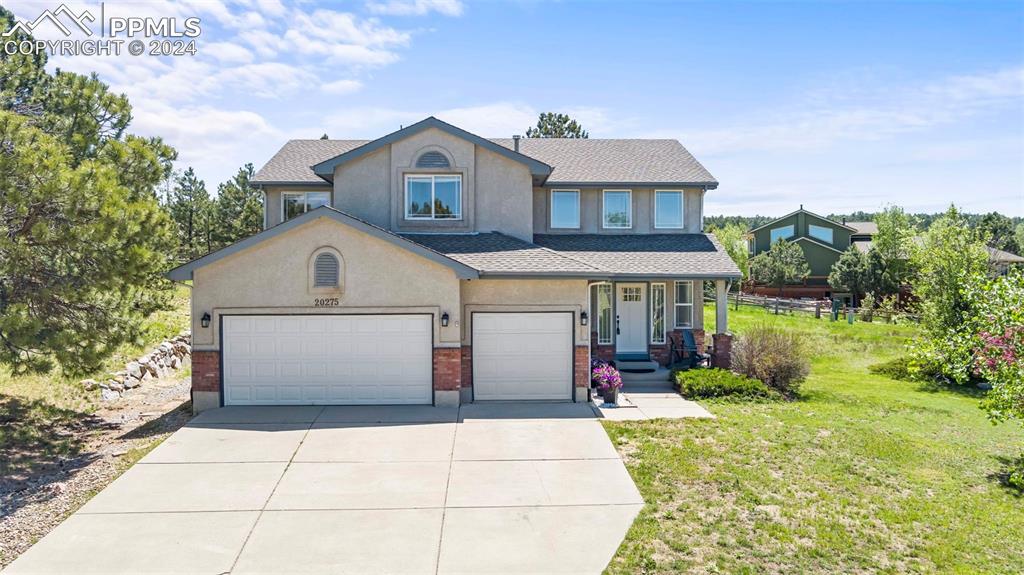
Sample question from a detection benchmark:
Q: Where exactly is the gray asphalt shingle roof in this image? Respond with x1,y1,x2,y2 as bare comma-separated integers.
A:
401,233,601,275
532,234,741,278
847,221,878,235
490,138,716,186
253,137,717,186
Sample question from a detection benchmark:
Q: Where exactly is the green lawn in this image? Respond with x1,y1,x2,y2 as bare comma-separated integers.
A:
604,303,1024,574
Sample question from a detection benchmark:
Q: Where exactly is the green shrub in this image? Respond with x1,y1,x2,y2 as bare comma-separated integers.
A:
675,368,776,400
868,356,916,381
731,324,810,397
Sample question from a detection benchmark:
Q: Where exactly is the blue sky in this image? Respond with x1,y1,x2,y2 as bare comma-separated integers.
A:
13,0,1024,216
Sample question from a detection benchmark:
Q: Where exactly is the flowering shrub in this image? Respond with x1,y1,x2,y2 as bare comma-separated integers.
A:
969,271,1024,424
592,362,623,391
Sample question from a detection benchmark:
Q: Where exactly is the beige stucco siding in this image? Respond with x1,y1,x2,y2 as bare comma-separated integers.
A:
191,217,461,350
473,145,533,241
387,127,476,234
333,147,390,228
533,187,704,234
460,279,589,346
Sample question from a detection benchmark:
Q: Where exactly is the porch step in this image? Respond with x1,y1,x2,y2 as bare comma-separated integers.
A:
620,366,673,385
616,360,659,373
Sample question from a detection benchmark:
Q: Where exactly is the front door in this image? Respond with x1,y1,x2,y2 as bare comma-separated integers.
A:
616,283,647,353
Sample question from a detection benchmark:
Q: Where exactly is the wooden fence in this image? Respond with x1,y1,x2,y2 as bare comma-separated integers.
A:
705,292,918,324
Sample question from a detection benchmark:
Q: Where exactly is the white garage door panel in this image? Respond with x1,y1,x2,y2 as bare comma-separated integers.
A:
473,312,573,401
223,315,432,405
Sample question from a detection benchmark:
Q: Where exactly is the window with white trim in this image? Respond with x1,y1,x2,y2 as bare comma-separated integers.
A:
674,281,693,328
405,175,462,220
602,190,632,228
550,190,580,229
770,224,795,243
596,283,613,344
651,283,666,344
282,191,330,221
808,224,834,244
654,191,684,229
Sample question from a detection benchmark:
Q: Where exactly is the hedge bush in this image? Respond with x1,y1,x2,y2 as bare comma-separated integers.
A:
731,324,810,397
675,368,777,400
868,356,915,381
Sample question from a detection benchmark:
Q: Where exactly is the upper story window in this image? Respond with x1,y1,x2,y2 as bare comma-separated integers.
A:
603,190,632,229
416,151,450,169
550,190,580,229
654,190,684,229
283,191,330,221
770,224,795,244
808,224,834,244
405,175,462,220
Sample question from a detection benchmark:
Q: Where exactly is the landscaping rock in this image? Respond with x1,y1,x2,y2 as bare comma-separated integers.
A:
80,379,99,391
123,378,141,389
100,387,120,401
170,356,181,369
107,381,125,392
126,362,143,379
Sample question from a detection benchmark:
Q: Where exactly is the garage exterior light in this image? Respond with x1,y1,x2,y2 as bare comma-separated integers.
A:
201,312,211,328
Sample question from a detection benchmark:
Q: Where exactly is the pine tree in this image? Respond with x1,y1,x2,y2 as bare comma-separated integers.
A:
525,113,589,138
166,168,212,261
213,163,263,248
748,239,811,306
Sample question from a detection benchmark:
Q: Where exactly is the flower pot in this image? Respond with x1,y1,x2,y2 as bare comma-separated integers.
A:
602,387,619,405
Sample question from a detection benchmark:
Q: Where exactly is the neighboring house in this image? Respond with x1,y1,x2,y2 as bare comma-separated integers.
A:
746,206,859,298
168,117,740,413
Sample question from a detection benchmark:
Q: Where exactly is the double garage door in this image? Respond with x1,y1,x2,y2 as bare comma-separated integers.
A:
222,315,433,405
221,312,574,406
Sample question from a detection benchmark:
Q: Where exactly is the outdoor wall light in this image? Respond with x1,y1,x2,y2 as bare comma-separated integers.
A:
441,312,450,327
201,312,211,329
580,311,588,326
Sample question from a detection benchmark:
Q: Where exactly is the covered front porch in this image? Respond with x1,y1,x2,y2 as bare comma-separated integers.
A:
588,278,733,370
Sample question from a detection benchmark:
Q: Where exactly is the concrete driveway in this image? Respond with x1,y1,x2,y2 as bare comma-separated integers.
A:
5,403,643,574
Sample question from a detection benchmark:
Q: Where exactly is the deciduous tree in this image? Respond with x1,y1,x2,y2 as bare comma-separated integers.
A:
748,239,810,306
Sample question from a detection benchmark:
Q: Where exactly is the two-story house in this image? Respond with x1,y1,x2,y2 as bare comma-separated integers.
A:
746,206,869,299
168,117,740,413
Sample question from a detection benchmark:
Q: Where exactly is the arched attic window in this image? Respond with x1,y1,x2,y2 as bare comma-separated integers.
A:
313,253,340,288
416,151,451,169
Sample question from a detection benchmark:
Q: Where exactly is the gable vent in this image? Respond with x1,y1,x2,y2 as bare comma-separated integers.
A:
416,151,451,168
313,253,339,287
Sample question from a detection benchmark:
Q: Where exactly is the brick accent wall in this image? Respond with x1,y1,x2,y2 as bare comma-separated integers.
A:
574,346,590,389
649,343,671,366
712,333,733,369
433,347,461,391
460,346,472,388
590,331,615,363
192,350,221,392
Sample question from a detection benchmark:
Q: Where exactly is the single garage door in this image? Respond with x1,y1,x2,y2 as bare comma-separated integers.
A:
472,312,573,401
222,314,432,405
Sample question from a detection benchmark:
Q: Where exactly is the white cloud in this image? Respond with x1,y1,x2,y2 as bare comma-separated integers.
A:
678,67,1024,156
366,0,464,17
204,41,255,64
321,79,364,95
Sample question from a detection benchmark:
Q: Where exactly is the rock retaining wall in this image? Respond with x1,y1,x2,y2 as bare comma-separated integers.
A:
80,332,192,401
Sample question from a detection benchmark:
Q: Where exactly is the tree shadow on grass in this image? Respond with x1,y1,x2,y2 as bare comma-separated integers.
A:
0,394,111,502
915,378,987,399
989,454,1024,497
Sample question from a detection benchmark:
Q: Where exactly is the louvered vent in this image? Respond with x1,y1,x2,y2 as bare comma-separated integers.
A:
416,151,450,168
313,253,339,287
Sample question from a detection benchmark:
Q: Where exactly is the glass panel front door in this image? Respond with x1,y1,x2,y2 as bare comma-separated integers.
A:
616,283,647,353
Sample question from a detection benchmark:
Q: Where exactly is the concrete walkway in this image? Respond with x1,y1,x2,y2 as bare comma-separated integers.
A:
593,388,715,421
5,403,643,574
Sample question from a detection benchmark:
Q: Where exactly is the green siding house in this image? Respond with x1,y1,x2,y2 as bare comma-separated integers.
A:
746,207,863,298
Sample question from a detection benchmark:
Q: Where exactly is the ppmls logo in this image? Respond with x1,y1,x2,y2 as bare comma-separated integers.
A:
2,4,95,37
2,3,200,57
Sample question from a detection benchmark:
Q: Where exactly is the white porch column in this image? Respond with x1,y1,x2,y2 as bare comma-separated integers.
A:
715,279,728,334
